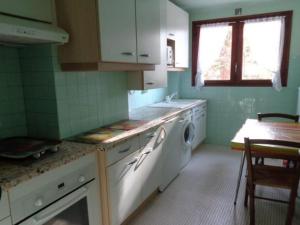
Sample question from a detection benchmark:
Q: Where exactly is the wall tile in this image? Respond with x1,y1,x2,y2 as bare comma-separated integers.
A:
0,46,27,138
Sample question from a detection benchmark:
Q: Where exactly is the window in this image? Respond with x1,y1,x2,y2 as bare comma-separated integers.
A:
192,11,293,87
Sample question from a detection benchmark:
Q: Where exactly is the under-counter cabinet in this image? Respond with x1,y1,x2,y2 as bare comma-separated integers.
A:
167,1,189,70
128,0,167,90
55,0,161,71
98,126,165,225
192,103,207,150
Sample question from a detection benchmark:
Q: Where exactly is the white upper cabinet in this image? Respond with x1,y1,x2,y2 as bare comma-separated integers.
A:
0,0,53,23
136,0,161,64
55,0,160,71
167,1,189,69
99,0,137,63
99,0,161,64
128,0,167,90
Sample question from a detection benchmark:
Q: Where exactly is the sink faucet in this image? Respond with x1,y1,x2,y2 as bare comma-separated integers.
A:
165,92,178,103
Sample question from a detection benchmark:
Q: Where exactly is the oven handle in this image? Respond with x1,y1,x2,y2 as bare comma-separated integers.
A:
25,186,88,225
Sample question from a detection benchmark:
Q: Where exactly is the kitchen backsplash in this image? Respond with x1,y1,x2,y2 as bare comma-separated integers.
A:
0,46,27,139
128,88,167,111
0,45,129,140
19,45,59,139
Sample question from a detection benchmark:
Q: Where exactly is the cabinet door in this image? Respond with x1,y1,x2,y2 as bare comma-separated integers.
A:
139,128,165,201
107,150,142,225
136,0,161,64
199,110,207,143
99,0,137,63
174,9,189,68
166,1,189,68
143,0,167,89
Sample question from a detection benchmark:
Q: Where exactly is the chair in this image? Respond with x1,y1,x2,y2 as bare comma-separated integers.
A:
256,113,299,166
244,138,300,225
257,113,299,122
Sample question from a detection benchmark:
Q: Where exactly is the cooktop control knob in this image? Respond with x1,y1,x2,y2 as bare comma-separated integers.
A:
34,198,43,207
78,175,86,183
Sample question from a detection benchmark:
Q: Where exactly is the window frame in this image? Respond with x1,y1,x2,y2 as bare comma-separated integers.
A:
191,11,293,87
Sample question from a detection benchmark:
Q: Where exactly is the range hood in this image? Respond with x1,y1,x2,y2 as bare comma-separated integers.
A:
0,13,69,44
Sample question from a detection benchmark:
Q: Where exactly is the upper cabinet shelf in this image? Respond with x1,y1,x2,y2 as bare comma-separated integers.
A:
167,1,189,71
55,0,161,71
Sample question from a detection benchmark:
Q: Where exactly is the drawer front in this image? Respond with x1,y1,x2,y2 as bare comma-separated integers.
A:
192,103,207,115
139,126,159,148
106,136,141,166
0,191,10,221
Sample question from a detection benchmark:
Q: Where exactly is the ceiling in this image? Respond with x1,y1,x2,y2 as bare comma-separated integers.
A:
172,0,280,10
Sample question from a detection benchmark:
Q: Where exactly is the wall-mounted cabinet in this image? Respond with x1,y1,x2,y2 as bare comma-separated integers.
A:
55,0,161,71
0,0,53,23
167,1,189,71
128,0,167,90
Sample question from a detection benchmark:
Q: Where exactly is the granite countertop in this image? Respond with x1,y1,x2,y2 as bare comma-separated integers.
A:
0,141,97,191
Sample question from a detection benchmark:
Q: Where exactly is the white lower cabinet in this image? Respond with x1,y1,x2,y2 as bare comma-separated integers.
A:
107,150,142,225
0,218,12,225
107,126,165,225
139,127,165,202
192,103,207,150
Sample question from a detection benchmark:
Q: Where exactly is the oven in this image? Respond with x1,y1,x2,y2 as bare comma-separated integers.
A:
9,154,101,225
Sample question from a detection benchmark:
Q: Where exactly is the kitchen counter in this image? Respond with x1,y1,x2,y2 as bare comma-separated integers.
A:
0,99,205,190
94,99,206,148
0,141,97,191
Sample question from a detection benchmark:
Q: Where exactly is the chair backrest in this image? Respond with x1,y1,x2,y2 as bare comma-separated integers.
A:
244,138,300,186
257,113,299,122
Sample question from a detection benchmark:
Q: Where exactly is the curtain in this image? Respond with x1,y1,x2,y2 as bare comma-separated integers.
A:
244,16,285,91
195,23,230,90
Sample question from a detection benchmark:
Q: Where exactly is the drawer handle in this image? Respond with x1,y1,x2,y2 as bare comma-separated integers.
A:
128,158,138,166
118,147,131,154
122,52,135,56
143,150,151,155
168,33,175,36
146,82,154,85
146,133,155,139
140,54,150,57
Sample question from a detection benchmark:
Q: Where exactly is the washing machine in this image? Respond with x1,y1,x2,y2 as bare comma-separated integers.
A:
179,110,195,169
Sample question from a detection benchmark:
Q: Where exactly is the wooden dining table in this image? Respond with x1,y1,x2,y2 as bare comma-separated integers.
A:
231,118,300,204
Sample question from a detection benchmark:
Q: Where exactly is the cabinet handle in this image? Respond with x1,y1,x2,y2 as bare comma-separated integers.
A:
118,147,130,154
121,52,135,56
143,150,151,155
146,82,154,85
127,158,138,166
140,54,150,57
168,33,175,36
146,133,155,139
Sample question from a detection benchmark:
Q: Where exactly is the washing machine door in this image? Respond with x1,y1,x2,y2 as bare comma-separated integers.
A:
182,122,195,147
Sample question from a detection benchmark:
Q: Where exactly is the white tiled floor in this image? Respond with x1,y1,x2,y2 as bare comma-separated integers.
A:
129,145,300,225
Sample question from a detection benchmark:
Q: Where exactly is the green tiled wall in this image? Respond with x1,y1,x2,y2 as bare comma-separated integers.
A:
52,48,129,138
19,45,59,139
0,44,129,140
170,0,300,145
128,88,167,111
0,46,27,138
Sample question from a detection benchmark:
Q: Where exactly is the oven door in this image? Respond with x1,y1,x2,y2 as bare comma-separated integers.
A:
19,182,100,225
